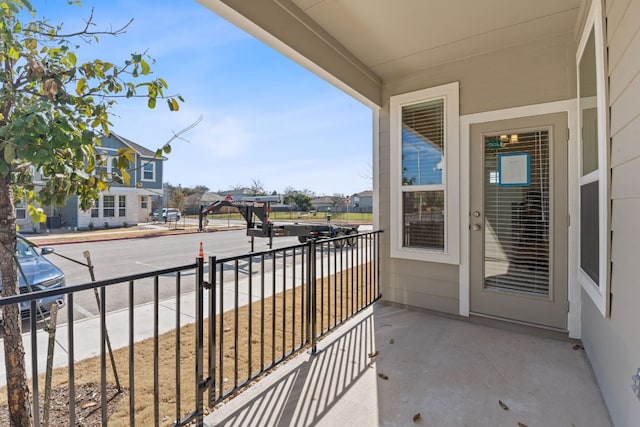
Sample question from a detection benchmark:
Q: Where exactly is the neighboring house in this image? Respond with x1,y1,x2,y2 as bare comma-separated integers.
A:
350,190,373,212
217,188,252,200
17,132,165,231
310,196,334,212
200,0,640,424
184,191,224,215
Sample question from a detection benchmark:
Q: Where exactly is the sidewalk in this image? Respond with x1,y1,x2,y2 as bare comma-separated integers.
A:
0,290,206,387
25,221,241,246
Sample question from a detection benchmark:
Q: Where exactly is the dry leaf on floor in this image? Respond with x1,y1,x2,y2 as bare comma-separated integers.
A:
368,350,379,358
389,338,395,344
413,413,422,423
572,343,584,350
498,400,509,411
378,373,389,380
517,422,528,427
81,402,97,409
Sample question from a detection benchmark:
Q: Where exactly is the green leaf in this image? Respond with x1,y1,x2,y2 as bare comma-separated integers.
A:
140,59,150,75
0,160,8,177
120,169,130,184
68,51,76,66
148,97,156,109
76,78,86,95
4,144,15,164
163,144,171,154
7,47,19,60
170,98,179,111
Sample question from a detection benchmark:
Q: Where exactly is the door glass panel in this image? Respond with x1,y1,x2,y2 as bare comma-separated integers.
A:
484,131,550,297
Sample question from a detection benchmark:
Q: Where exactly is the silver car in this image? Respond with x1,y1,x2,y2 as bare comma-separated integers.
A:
0,234,66,319
152,208,181,222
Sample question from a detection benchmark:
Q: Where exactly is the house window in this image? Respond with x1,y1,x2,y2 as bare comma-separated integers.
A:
390,82,460,264
141,196,148,209
96,154,113,176
91,199,99,218
118,195,126,217
577,0,609,316
142,162,155,181
16,202,26,220
103,195,115,217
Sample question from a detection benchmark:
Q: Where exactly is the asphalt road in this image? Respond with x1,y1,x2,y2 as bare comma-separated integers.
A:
46,230,302,324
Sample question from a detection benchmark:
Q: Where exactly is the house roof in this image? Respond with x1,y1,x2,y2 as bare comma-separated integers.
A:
200,192,225,202
354,191,373,198
109,132,164,159
311,196,334,204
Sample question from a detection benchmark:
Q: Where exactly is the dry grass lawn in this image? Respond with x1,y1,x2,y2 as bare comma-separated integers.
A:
1,264,375,426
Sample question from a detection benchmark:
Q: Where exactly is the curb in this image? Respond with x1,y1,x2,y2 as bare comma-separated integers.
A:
30,226,245,246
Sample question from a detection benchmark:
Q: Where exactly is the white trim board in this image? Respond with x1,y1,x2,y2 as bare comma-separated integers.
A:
459,100,581,338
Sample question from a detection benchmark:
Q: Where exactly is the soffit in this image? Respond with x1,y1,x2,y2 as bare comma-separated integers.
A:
291,0,582,82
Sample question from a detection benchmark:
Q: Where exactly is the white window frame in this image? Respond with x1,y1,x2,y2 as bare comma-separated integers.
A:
390,82,460,264
91,199,99,218
576,0,609,317
103,195,115,218
15,202,26,220
109,157,117,176
118,195,126,217
142,161,155,181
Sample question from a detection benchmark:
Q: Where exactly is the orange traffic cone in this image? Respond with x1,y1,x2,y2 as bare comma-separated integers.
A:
198,242,204,258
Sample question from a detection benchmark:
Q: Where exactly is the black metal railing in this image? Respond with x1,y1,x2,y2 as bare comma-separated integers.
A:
0,230,382,426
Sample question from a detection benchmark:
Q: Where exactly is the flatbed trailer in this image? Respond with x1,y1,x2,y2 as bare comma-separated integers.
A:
199,197,359,250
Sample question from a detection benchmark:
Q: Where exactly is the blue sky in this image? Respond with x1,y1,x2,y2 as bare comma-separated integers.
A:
33,0,373,196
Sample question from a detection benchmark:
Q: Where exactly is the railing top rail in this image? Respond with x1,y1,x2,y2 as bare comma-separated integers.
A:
0,261,199,307
215,229,383,264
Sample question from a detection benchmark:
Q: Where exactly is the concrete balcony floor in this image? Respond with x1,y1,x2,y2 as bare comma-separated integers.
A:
205,302,612,427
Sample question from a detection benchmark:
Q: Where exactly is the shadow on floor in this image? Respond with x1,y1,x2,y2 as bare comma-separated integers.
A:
206,303,612,427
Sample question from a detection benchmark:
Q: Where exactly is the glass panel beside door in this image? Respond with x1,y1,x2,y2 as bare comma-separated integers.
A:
483,130,551,298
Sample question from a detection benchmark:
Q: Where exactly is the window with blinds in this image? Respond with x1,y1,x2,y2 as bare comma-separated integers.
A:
401,99,445,251
483,131,550,296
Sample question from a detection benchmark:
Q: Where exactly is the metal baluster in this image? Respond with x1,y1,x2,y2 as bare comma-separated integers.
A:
127,280,135,426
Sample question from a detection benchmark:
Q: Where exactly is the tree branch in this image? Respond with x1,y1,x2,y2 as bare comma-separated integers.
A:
30,7,134,40
164,114,203,145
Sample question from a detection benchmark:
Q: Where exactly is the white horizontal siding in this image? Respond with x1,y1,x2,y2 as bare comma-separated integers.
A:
608,16,640,103
610,113,640,167
607,0,640,71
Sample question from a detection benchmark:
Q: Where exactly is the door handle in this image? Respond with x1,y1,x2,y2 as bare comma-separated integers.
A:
472,224,481,231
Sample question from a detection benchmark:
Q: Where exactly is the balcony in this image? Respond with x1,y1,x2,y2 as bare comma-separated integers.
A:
206,302,612,426
0,229,611,426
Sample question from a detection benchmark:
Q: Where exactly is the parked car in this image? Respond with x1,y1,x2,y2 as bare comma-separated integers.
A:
0,234,66,319
152,208,181,222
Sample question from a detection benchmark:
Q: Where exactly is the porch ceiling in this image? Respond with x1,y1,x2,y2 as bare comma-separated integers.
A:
292,0,583,80
198,0,584,107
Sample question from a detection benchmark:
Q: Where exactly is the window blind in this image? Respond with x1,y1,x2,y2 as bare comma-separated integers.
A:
483,131,550,296
401,98,446,251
